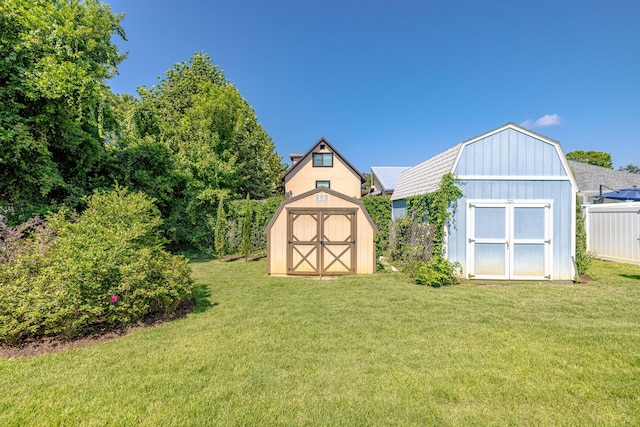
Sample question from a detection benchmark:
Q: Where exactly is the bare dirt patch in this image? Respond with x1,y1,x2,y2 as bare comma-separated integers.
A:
0,299,196,360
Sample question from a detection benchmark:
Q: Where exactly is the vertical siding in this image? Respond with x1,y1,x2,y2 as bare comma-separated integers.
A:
456,128,567,177
395,126,575,280
447,180,574,280
585,204,640,265
267,192,376,275
284,152,363,199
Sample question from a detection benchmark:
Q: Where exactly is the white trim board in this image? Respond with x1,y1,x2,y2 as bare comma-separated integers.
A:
457,175,572,181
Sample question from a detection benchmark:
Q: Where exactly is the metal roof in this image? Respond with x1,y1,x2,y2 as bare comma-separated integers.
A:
370,166,410,192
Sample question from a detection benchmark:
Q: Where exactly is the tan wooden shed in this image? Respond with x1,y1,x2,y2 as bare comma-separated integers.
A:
265,187,377,276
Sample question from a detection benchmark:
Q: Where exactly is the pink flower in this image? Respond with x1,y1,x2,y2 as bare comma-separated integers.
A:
111,295,118,304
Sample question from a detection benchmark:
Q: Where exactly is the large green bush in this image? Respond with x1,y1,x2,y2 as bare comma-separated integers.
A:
414,256,461,287
0,187,194,344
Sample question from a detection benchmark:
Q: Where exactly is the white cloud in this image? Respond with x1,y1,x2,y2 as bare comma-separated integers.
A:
520,114,562,129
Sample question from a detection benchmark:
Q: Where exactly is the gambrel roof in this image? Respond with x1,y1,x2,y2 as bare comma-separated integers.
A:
391,123,576,201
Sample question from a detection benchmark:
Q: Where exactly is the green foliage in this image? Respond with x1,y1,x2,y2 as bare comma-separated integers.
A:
575,197,593,277
390,173,462,286
131,52,283,200
405,172,462,256
0,0,126,221
0,187,194,343
414,256,462,287
116,53,284,250
241,195,252,260
223,197,283,255
0,3,284,256
619,164,640,174
389,217,435,266
214,196,227,259
361,195,391,257
361,173,373,191
566,150,613,169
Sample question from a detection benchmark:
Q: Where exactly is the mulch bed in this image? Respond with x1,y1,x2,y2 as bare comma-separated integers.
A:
0,299,196,360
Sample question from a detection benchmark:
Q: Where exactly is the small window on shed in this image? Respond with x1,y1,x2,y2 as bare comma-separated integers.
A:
312,153,333,167
316,180,330,189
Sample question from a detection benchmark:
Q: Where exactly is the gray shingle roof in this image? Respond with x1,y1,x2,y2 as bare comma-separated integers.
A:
567,160,640,193
370,167,410,192
391,143,463,200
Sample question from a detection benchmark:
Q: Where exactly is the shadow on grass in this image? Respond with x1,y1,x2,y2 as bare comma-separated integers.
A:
220,254,266,263
192,283,217,314
185,253,215,263
620,274,640,281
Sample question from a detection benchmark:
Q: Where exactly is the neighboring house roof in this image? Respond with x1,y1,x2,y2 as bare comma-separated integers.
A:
283,137,367,184
391,143,462,200
370,166,410,193
391,122,576,201
567,160,640,193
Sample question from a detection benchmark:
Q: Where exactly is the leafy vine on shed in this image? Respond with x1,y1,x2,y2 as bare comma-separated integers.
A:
391,173,463,286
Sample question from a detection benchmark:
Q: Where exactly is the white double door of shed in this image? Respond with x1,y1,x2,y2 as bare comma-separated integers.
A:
467,200,553,280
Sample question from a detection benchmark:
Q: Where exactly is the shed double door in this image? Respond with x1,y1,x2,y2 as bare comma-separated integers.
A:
467,201,552,280
287,208,356,275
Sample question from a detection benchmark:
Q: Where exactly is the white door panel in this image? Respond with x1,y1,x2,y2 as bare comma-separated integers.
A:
468,201,552,280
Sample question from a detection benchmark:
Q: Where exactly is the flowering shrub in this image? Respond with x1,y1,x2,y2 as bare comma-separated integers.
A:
0,187,194,344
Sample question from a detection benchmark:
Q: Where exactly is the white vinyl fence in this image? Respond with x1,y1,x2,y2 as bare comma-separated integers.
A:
584,203,640,265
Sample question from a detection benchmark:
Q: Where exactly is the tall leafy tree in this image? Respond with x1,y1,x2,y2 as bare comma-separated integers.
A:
0,0,126,221
120,53,283,250
566,151,613,169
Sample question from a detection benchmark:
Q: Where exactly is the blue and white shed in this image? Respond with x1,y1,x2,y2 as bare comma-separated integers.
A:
391,123,578,281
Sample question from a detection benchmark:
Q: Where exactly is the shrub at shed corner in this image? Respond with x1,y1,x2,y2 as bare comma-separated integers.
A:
0,187,194,344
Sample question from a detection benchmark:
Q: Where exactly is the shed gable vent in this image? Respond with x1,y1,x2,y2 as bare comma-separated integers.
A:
315,194,329,202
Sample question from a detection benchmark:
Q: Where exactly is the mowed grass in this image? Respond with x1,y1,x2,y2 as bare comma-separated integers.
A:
2,258,640,426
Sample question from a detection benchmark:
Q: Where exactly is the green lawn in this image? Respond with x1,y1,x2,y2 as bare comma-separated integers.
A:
2,258,640,426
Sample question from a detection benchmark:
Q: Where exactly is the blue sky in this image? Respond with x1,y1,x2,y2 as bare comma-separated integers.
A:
106,0,640,172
